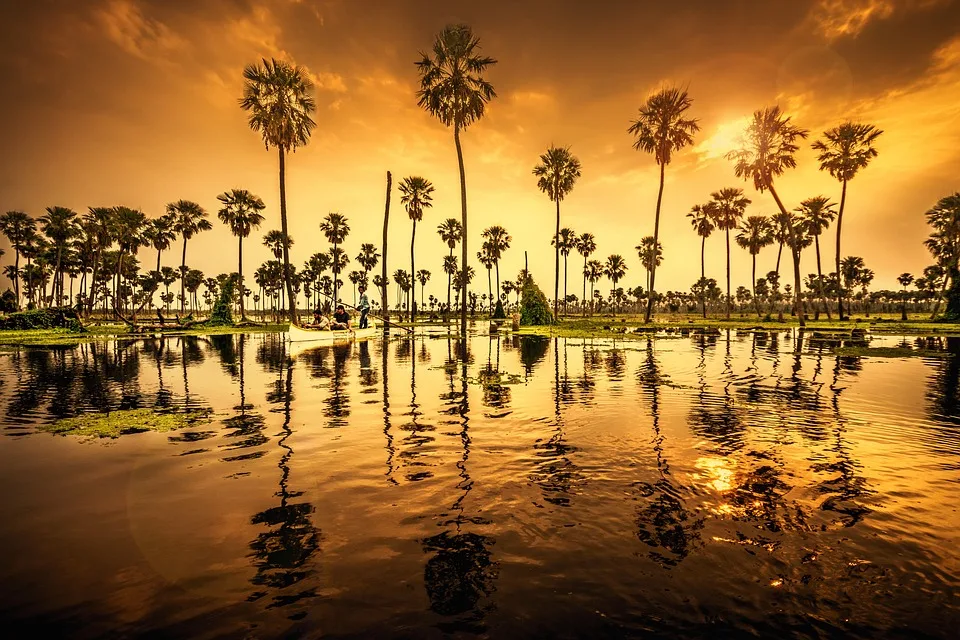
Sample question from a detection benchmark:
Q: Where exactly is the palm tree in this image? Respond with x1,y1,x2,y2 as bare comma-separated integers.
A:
534,146,582,319
481,225,511,304
604,254,628,316
897,272,914,321
442,254,458,313
168,200,211,314
686,204,715,318
551,227,578,317
416,269,431,313
628,87,700,323
39,206,79,304
319,212,350,306
636,236,663,293
923,193,960,318
727,106,809,326
796,195,837,319
707,187,751,319
576,232,596,316
240,58,317,322
217,188,266,320
812,122,883,319
82,207,114,314
585,259,604,314
770,211,793,277
477,243,495,312
399,176,435,321
111,206,147,312
356,243,380,277
142,213,176,275
416,24,497,337
263,229,293,311
0,210,36,306
436,218,462,314
735,215,774,318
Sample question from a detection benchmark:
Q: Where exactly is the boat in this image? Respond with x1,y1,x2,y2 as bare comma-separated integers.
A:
286,322,378,348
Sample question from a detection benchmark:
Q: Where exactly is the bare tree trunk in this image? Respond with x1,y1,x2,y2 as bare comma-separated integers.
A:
644,163,666,323
381,171,391,323
279,147,296,324
454,127,468,342
835,179,848,320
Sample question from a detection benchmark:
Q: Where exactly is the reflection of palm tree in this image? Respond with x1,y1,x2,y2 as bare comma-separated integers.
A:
401,335,436,482
381,335,397,484
249,346,320,609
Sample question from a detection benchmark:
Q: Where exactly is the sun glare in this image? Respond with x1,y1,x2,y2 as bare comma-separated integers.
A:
695,116,752,160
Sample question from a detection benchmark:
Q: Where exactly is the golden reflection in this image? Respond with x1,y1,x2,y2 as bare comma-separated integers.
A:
694,456,735,492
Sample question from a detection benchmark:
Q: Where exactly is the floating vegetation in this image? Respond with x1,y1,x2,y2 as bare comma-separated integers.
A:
831,346,952,359
41,408,214,439
468,369,524,386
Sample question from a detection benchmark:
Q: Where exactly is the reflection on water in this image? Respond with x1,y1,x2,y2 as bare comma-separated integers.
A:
0,329,958,637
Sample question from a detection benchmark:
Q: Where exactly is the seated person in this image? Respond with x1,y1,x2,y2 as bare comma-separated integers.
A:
308,309,331,329
331,304,351,330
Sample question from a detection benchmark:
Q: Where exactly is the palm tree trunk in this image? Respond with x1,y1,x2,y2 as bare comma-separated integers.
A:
835,179,847,320
644,163,666,323
553,199,560,320
582,255,587,317
752,253,761,318
775,242,783,276
701,236,706,319
180,238,187,315
767,183,806,327
410,219,417,322
495,260,501,308
814,235,831,319
454,127,468,340
932,270,949,319
13,250,20,308
238,236,245,320
563,253,568,317
487,268,492,314
53,247,62,306
156,248,162,274
381,175,391,323
725,229,731,319
278,147,296,323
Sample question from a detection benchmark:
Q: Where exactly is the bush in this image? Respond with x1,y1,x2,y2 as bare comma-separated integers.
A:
519,275,554,326
492,299,507,319
0,307,84,331
0,290,16,313
208,275,236,326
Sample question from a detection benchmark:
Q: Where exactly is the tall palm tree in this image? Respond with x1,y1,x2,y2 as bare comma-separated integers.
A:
481,225,511,304
584,259,603,315
686,204,715,318
727,106,809,326
636,236,663,293
923,193,960,318
167,200,211,314
399,176,435,321
477,243,495,312
735,215,774,318
604,254,628,316
770,211,793,277
551,227,578,316
111,206,147,312
263,229,293,311
217,188,266,321
83,207,114,314
812,122,883,319
416,269,431,314
533,146,582,319
356,243,380,277
0,210,36,306
707,187,751,319
628,87,700,323
320,212,350,306
416,24,497,338
442,254,458,312
576,232,596,316
240,58,317,322
897,273,914,321
436,218,462,313
796,195,836,319
39,206,79,304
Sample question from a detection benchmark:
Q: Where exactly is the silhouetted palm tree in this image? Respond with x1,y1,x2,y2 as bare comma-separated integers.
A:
924,193,960,318
796,195,836,319
551,227,578,317
417,24,497,337
142,213,176,275
437,217,462,313
40,206,79,304
399,176,435,321
604,254,628,316
111,206,147,311
628,87,699,323
218,189,266,320
707,187,751,319
320,212,350,305
727,106,809,326
481,225,511,302
416,269,431,314
0,210,36,305
585,259,603,314
897,272,914,321
478,243,495,312
636,236,662,293
736,215,774,317
687,204,714,318
534,146,582,319
812,122,882,319
168,200,211,314
576,232,596,316
240,58,316,322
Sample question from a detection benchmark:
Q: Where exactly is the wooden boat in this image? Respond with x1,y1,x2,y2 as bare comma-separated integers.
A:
286,322,378,346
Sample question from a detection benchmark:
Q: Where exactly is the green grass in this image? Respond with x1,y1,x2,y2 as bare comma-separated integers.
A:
40,408,213,439
831,346,952,358
0,322,288,347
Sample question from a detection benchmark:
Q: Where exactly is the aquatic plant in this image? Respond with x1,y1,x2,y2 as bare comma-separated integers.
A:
42,408,213,439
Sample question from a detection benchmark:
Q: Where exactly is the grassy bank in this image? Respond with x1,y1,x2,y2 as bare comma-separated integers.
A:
0,322,288,347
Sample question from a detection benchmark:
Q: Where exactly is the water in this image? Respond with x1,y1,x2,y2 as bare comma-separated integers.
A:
0,329,957,638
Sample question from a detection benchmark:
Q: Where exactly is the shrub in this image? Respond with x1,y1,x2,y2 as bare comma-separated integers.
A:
492,299,507,319
519,275,554,326
0,307,84,331
208,276,236,326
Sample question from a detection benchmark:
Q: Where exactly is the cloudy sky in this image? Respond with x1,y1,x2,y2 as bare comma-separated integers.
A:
1,0,959,301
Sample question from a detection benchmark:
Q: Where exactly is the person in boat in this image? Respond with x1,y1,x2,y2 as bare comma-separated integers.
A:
309,308,331,330
357,284,370,329
331,304,351,331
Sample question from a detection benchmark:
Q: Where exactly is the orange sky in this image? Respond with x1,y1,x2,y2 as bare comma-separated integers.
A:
1,0,959,301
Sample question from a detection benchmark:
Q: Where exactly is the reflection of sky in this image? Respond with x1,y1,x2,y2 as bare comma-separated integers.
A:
0,331,958,636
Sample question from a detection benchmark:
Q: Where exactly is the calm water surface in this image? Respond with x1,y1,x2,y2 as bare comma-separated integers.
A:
0,328,958,638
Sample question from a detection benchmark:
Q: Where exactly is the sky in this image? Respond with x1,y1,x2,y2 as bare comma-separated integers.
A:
1,0,959,303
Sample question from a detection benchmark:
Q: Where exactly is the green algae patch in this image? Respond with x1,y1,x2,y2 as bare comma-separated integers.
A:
832,346,952,359
42,408,214,439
